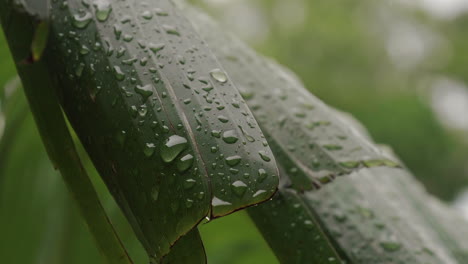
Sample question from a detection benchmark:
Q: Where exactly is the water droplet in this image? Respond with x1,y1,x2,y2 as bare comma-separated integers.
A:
94,1,112,22
141,10,153,20
218,115,229,123
303,220,314,229
222,130,239,144
151,187,159,201
116,46,126,58
333,211,347,223
197,192,205,200
225,155,241,166
258,169,267,182
163,24,180,36
113,24,122,39
135,84,153,102
212,197,232,207
80,45,90,55
149,43,165,54
323,144,343,151
115,130,127,146
144,143,156,157
155,8,168,16
231,181,248,197
210,69,228,83
211,130,221,138
177,154,194,172
75,63,85,77
253,190,267,198
258,151,271,162
161,135,188,162
363,159,385,167
123,34,134,42
113,66,125,81
184,179,196,189
72,11,93,29
339,161,360,169
185,199,194,208
379,240,401,252
138,105,147,117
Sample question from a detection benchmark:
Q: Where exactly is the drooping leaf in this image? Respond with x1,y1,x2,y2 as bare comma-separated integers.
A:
181,3,468,263
0,0,280,262
0,6,135,262
180,4,399,192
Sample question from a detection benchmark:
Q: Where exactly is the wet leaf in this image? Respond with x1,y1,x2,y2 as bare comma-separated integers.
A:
181,4,468,263
1,0,280,261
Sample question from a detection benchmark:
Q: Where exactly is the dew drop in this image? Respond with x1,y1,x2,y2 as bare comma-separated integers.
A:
161,135,188,162
177,154,194,172
155,8,168,16
225,155,242,166
149,43,165,54
303,220,314,229
144,143,156,157
323,144,343,151
185,199,194,208
212,197,232,207
222,130,239,144
151,187,159,201
163,24,180,36
258,151,271,162
184,179,196,189
253,190,267,198
231,181,248,197
258,168,267,182
339,161,360,169
141,10,153,20
72,11,92,29
135,84,154,102
113,66,125,81
379,241,401,252
210,69,228,83
94,1,112,22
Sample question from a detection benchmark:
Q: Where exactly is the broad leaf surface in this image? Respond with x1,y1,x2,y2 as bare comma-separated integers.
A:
181,3,468,263
2,0,280,261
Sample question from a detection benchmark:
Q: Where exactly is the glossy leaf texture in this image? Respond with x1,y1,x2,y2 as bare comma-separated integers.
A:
181,3,468,263
42,0,279,261
179,5,399,191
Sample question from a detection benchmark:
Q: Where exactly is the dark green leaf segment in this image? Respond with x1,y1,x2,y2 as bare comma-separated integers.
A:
31,0,278,262
0,2,133,263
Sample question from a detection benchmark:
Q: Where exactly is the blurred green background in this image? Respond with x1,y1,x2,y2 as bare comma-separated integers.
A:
2,0,468,263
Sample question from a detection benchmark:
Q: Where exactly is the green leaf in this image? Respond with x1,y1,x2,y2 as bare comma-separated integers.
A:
0,0,280,262
1,21,134,264
181,3,468,263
